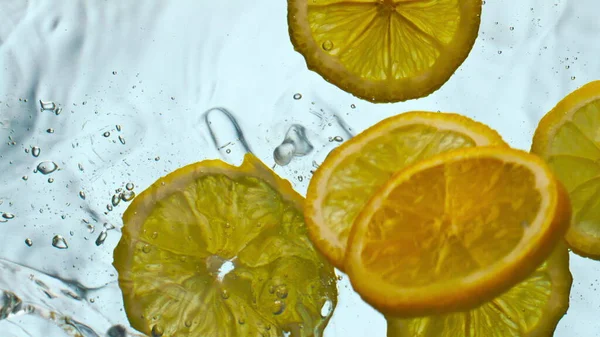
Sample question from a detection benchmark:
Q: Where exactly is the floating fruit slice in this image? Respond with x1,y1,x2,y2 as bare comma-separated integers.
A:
531,80,600,259
113,154,337,337
386,244,572,337
305,111,507,270
287,0,483,102
345,147,571,316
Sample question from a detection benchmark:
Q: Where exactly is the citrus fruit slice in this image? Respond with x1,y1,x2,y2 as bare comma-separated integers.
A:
531,80,600,259
345,147,571,317
305,111,507,270
287,0,483,102
113,153,338,337
386,244,572,337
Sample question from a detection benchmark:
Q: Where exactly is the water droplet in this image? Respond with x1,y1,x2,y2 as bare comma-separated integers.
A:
184,320,192,328
2,212,15,219
322,40,333,51
36,161,58,174
47,178,54,183
221,289,230,299
151,325,163,337
39,100,56,111
118,135,126,144
52,235,68,249
271,300,285,315
79,191,86,200
126,183,134,191
276,285,288,299
273,124,313,166
95,230,108,246
46,128,54,134
111,194,121,207
31,146,41,157
320,299,333,318
25,238,33,247
121,190,136,202
103,131,111,137
142,244,151,253
293,93,302,100
151,232,158,239
238,318,245,325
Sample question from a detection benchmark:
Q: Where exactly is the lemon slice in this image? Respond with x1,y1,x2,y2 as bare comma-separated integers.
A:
113,154,337,337
386,244,572,337
287,0,482,102
531,80,600,259
345,147,571,316
305,111,507,270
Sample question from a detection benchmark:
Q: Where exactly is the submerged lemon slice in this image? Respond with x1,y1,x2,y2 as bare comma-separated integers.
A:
113,154,337,337
305,111,507,270
387,245,572,337
288,0,483,102
345,147,571,316
531,80,600,259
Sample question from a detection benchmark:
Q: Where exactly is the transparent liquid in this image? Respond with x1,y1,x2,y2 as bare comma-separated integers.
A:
1,0,600,336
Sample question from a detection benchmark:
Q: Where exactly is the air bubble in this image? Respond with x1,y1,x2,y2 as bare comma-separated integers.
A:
320,299,333,318
121,190,136,201
52,235,68,249
126,183,134,190
112,194,121,207
95,230,108,246
322,40,333,51
271,300,285,315
31,146,41,157
36,161,58,174
25,238,33,247
103,131,111,137
118,135,126,144
79,191,86,200
2,212,15,219
273,124,313,166
293,93,302,100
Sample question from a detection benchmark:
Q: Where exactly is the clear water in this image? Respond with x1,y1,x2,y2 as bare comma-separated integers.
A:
1,0,600,336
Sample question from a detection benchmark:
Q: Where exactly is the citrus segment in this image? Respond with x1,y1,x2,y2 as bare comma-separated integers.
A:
305,111,507,270
531,80,600,258
386,245,572,337
113,153,337,337
288,0,482,102
345,147,571,316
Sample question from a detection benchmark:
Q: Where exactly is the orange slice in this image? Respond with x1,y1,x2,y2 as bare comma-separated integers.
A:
287,0,483,102
531,80,600,259
113,153,337,337
305,111,507,270
386,244,572,337
345,147,571,316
